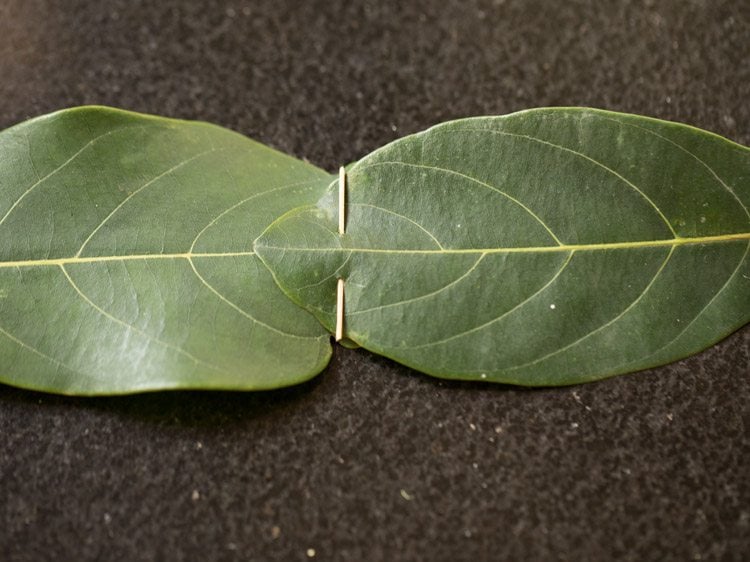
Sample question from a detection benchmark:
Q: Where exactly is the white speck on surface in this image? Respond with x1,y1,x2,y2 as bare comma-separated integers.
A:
271,526,281,539
480,373,487,379
307,548,316,557
191,489,200,501
570,422,579,429
549,303,556,310
469,423,476,431
103,513,112,524
700,216,707,223
666,413,673,421
472,462,479,469
464,529,472,538
457,223,461,228
195,441,203,450
400,489,414,501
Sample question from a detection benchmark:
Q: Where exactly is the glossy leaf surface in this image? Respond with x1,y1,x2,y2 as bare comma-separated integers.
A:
257,108,750,385
0,107,332,394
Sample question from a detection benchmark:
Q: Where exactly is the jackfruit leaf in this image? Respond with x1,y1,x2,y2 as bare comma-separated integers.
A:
257,108,750,385
0,107,332,394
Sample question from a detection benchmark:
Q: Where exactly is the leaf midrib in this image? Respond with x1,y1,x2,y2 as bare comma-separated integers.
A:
258,232,750,255
0,251,256,269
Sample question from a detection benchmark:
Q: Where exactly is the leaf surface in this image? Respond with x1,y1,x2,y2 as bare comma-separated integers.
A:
0,107,332,394
257,108,750,385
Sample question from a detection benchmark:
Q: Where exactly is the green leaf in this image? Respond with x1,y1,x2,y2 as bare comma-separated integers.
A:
257,108,750,386
0,106,332,394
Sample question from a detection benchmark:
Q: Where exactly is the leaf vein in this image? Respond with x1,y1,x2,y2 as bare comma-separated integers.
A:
506,246,675,372
59,264,229,374
351,253,486,316
188,178,323,253
353,203,445,249
0,125,156,228
409,251,574,348
602,116,750,223
294,251,353,291
76,147,225,257
357,160,563,245
611,240,750,371
0,323,80,378
186,256,320,340
452,127,679,238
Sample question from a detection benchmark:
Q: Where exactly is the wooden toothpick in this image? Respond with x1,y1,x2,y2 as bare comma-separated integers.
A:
335,278,345,341
338,166,346,235
335,167,347,341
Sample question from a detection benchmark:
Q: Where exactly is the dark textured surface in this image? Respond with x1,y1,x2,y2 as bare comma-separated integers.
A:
0,0,748,560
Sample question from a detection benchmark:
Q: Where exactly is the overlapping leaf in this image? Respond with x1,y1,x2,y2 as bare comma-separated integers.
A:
0,107,332,394
257,108,750,385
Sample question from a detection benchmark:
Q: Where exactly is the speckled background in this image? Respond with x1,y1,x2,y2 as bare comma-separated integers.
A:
0,1,748,560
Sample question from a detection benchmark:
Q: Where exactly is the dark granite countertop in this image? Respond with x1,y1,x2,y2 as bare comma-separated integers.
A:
0,1,748,560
